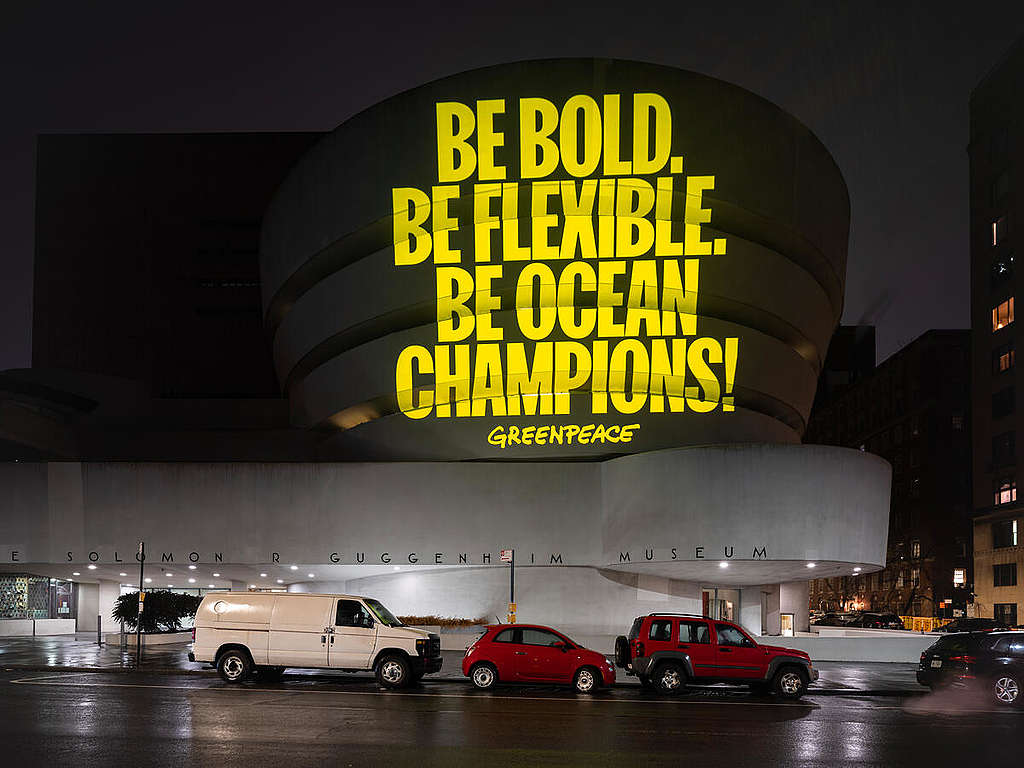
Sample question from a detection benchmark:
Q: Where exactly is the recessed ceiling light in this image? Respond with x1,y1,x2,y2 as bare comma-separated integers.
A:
167,584,173,587
719,561,729,569
276,579,284,584
308,573,315,578
188,565,197,570
87,565,97,570
166,573,173,577
249,584,256,589
260,573,267,578
853,567,862,572
144,578,152,583
119,572,127,577
290,565,298,570
72,572,81,576
806,563,816,569
188,578,196,583
208,584,215,588
212,573,220,577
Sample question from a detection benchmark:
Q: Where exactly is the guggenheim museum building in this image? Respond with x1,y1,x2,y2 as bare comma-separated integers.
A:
0,59,889,639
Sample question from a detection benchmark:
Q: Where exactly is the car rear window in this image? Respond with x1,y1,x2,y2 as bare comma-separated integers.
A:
931,634,984,652
627,617,643,641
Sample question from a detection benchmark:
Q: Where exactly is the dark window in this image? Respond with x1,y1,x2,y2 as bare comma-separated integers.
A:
992,253,1015,287
715,623,754,647
679,620,711,644
994,603,1018,627
993,519,1019,548
993,563,1018,587
992,170,1010,207
993,387,1016,420
993,432,1016,467
994,342,1016,374
493,628,518,643
648,620,673,642
335,600,373,628
520,628,564,646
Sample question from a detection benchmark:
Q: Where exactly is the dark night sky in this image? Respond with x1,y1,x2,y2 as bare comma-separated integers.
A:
2,1,1022,371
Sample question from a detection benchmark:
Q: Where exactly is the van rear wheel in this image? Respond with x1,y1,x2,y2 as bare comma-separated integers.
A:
376,654,411,689
217,649,252,683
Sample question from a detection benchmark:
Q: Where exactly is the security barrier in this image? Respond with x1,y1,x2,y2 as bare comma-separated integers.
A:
900,616,954,633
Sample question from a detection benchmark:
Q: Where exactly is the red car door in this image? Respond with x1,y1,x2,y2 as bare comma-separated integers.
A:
514,627,575,682
677,619,717,679
713,622,767,679
488,627,523,681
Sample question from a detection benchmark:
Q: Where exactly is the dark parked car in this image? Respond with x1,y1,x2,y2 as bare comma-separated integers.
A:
935,618,1009,633
811,612,855,627
917,631,1024,706
843,612,905,630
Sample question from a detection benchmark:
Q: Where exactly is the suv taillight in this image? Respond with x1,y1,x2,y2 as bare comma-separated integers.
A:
191,627,196,643
633,640,645,658
949,655,977,664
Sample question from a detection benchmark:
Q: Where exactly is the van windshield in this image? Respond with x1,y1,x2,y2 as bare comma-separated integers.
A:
364,599,404,627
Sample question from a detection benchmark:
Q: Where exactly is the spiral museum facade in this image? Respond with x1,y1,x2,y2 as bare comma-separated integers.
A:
0,60,889,638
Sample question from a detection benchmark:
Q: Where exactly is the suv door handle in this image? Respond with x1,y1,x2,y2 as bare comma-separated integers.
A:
720,647,733,653
514,651,527,656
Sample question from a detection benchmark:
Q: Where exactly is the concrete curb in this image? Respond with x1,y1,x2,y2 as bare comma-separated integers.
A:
1,664,927,696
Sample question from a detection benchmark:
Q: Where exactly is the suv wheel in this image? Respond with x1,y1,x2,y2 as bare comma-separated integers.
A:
470,662,498,690
772,667,808,699
376,654,411,689
654,662,687,694
217,649,252,683
993,674,1021,706
573,667,599,694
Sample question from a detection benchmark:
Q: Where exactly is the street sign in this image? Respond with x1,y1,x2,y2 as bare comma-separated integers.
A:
500,549,513,562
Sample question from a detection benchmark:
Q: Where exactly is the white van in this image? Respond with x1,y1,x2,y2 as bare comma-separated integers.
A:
189,592,442,688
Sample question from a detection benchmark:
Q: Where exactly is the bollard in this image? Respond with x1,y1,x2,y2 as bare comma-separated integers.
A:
120,620,127,651
96,615,102,645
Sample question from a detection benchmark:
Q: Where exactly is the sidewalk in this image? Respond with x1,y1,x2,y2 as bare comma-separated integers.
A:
0,635,924,695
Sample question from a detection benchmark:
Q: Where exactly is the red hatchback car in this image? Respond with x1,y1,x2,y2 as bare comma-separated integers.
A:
462,624,617,693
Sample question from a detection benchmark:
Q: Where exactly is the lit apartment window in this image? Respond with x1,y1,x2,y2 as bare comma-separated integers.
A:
994,342,1016,373
952,414,965,430
992,215,1009,247
911,568,921,588
993,298,1015,331
953,568,966,587
911,540,921,558
994,479,1017,506
993,519,1019,548
993,563,1018,587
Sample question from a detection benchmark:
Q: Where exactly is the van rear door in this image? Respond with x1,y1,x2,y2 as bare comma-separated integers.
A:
268,596,334,668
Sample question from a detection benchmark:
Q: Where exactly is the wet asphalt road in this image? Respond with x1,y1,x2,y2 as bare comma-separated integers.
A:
2,668,1021,767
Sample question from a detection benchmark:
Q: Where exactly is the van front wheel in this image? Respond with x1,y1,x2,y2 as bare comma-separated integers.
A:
217,649,252,683
376,654,411,689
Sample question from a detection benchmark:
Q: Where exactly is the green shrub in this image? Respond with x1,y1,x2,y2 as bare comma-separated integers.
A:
112,590,202,633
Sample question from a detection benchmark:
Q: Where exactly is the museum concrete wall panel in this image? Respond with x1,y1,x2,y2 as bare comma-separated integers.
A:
0,445,888,581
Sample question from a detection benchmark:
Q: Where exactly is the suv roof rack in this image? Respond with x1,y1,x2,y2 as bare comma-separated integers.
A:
646,613,710,619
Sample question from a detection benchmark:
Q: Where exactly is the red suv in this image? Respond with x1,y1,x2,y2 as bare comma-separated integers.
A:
614,613,818,698
462,624,617,693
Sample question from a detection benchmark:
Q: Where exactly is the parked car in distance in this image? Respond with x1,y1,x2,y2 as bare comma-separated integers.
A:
614,613,818,698
843,612,905,630
811,612,856,627
917,631,1024,706
462,624,615,693
934,618,1009,633
190,592,441,688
